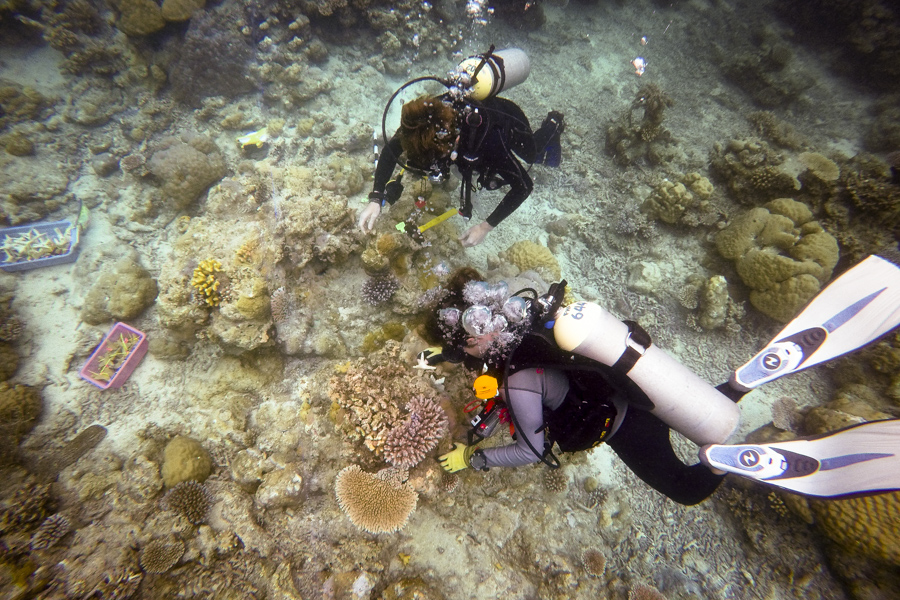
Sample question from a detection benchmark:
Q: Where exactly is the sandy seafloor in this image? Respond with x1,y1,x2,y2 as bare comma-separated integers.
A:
1,0,899,599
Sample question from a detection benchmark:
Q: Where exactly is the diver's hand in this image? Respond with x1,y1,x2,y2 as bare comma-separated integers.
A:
358,202,382,234
438,442,475,473
459,221,494,247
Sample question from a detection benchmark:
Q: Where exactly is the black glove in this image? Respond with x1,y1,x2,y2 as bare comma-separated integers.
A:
544,111,565,134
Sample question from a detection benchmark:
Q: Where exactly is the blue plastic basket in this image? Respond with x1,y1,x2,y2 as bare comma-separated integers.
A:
0,220,79,272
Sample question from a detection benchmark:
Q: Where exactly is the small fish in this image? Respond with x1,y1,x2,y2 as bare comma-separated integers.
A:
631,57,647,76
237,127,269,149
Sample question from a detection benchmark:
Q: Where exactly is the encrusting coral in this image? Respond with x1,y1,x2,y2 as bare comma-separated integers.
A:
382,395,449,469
191,258,224,307
334,464,418,534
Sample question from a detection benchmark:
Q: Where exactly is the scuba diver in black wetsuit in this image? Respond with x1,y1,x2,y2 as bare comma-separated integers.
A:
424,268,730,506
358,47,565,247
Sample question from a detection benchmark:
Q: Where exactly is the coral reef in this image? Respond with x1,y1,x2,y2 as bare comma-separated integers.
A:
718,28,815,108
716,198,839,321
679,274,744,332
147,133,226,210
641,173,715,227
747,111,806,149
710,138,798,204
605,84,676,166
161,436,212,487
362,273,401,306
499,240,561,282
543,468,568,493
581,547,606,578
630,584,668,600
168,4,254,106
191,259,224,308
30,513,72,551
109,0,166,36
162,480,213,524
0,383,42,462
330,341,442,457
139,538,185,573
334,464,418,534
80,253,158,325
382,395,449,469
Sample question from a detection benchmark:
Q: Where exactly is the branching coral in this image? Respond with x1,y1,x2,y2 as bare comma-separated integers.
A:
162,480,213,524
334,464,418,534
191,258,224,307
382,395,448,468
581,547,606,578
30,513,72,551
329,341,441,456
362,274,400,306
605,84,676,166
710,138,797,204
139,538,184,573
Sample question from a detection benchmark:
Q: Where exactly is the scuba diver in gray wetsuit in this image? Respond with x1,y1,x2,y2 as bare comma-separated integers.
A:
425,268,732,506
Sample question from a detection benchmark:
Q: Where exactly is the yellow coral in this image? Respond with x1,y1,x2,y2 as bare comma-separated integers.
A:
190,258,223,307
500,240,561,281
334,464,418,534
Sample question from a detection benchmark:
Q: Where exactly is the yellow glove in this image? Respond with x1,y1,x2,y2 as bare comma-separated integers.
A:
439,443,476,473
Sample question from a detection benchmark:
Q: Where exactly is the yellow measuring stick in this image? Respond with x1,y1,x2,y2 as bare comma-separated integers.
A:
417,208,458,233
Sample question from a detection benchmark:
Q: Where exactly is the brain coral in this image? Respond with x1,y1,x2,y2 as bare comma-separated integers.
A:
716,198,838,322
335,465,418,534
499,240,561,281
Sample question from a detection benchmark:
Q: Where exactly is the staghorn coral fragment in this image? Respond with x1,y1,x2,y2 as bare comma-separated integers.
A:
334,464,418,534
162,480,213,524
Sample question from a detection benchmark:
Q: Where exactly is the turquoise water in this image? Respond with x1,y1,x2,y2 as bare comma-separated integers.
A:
1,0,899,598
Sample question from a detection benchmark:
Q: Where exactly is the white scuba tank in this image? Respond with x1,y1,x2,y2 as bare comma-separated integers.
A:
456,48,531,101
553,301,741,446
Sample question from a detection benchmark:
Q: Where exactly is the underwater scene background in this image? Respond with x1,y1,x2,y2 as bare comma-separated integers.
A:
1,0,899,598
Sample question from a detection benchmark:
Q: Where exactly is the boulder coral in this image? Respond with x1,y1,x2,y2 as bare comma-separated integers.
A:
147,133,225,210
716,198,839,322
81,254,158,325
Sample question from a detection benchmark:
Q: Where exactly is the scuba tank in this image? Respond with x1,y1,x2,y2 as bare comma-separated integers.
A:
453,48,531,101
553,301,741,446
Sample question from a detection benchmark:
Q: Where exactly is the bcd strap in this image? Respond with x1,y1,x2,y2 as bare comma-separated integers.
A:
612,320,652,374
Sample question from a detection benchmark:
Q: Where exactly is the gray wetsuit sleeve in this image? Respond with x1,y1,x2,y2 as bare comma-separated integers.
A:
482,368,569,468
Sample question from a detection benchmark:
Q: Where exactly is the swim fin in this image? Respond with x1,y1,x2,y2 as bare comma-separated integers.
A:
700,418,900,498
730,254,900,392
534,112,564,167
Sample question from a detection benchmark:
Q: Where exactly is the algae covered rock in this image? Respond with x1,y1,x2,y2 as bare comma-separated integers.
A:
161,435,212,487
110,0,166,36
716,198,838,321
161,0,204,21
81,254,159,325
499,240,561,281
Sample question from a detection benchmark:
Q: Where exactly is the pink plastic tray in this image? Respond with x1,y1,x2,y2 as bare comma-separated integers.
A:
79,322,148,390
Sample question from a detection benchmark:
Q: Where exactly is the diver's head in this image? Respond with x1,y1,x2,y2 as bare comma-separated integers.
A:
400,95,459,182
421,268,530,366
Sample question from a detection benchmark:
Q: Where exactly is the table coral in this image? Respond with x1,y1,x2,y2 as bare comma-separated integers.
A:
191,258,224,308
716,198,839,321
334,464,418,534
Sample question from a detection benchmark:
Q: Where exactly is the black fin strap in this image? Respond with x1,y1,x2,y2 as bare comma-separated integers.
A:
612,320,652,374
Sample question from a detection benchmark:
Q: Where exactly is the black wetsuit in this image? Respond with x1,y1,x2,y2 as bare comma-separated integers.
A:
484,333,726,506
371,97,557,227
